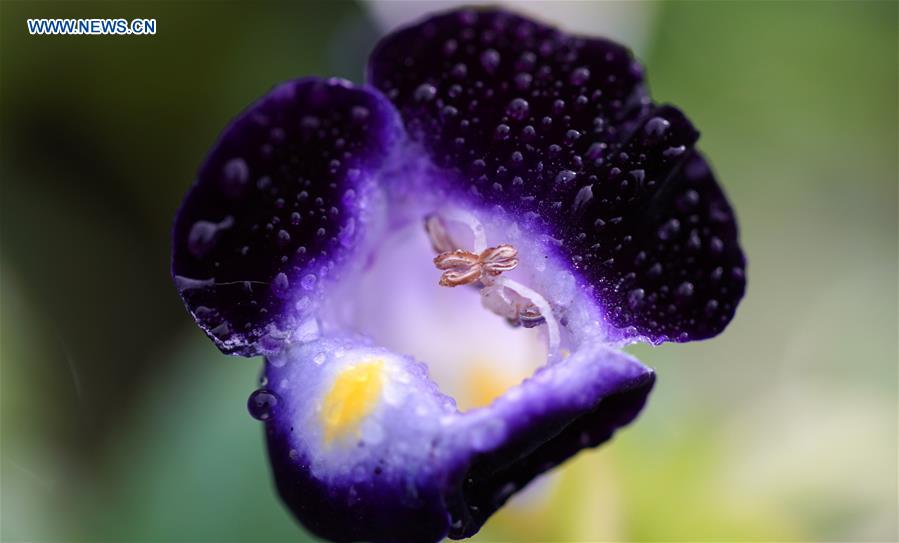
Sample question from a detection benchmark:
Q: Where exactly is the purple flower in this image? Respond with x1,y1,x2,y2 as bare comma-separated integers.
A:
172,8,745,543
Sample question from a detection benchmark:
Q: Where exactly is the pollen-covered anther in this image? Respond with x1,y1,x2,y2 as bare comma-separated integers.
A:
433,244,518,287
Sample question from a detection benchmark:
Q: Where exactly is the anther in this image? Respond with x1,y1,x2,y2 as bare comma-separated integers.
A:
433,244,519,287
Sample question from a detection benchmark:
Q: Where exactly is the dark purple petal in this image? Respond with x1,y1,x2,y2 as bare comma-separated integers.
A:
259,336,653,543
172,78,402,356
444,345,654,538
368,8,745,342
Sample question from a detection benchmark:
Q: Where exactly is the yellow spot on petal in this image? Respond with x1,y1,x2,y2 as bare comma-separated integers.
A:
321,359,383,444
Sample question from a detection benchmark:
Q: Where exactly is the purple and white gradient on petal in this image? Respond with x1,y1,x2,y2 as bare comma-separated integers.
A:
172,7,745,543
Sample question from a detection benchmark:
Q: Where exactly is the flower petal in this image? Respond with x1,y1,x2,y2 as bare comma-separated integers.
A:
368,8,745,342
172,78,402,355
260,336,653,542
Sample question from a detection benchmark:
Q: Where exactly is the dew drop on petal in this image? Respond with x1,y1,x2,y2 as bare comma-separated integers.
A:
657,218,681,240
585,142,605,161
514,72,532,89
628,288,645,308
663,145,686,158
301,273,317,291
554,169,577,189
187,216,233,258
272,272,290,297
676,281,694,299
506,98,530,121
480,48,501,72
221,158,249,196
569,66,590,85
414,83,437,102
351,106,369,122
645,116,671,137
247,389,279,421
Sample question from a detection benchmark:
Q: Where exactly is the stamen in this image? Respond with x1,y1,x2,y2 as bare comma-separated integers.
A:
439,208,487,253
434,249,482,287
425,211,562,360
480,244,519,276
491,276,561,359
433,244,519,287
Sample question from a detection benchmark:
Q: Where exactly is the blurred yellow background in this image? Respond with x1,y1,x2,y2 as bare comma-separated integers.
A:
1,1,896,541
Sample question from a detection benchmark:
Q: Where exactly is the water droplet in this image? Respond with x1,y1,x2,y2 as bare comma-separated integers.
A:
676,281,694,298
572,184,593,213
494,123,511,140
272,272,290,297
312,352,326,365
247,389,279,421
301,273,317,291
506,98,529,121
443,39,458,55
628,288,645,308
221,158,249,197
514,72,533,89
630,169,645,186
516,51,536,71
570,66,590,85
677,188,700,210
657,218,681,240
351,106,369,122
187,216,234,258
564,129,581,145
521,125,536,141
414,83,437,102
686,230,702,251
480,49,500,72
554,170,577,189
277,229,291,246
663,145,686,158
645,116,671,137
585,142,605,160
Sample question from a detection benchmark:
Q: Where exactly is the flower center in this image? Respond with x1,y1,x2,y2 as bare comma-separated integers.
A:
426,212,561,356
325,206,558,411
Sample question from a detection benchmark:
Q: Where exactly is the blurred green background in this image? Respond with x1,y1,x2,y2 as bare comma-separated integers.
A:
1,1,896,541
